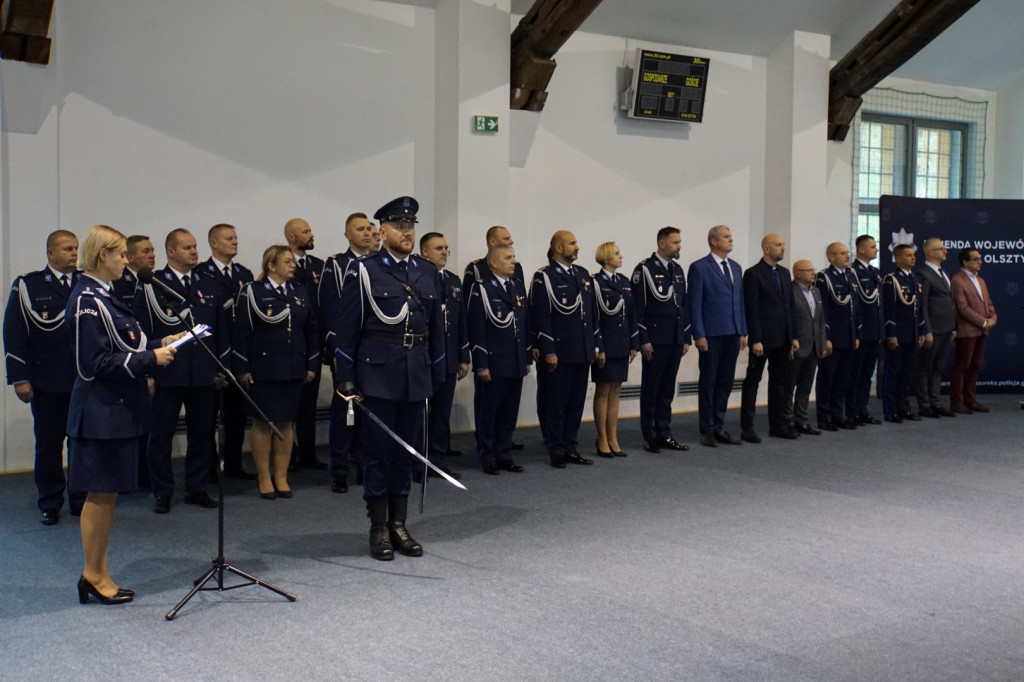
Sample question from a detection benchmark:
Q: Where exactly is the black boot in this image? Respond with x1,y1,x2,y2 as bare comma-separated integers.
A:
388,497,423,557
367,498,393,561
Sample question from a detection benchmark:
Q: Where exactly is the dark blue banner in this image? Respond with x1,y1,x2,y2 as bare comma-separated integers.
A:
879,196,1023,394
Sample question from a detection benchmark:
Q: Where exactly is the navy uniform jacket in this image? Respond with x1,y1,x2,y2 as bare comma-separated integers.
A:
3,268,79,393
197,258,254,327
687,254,747,339
438,269,470,374
467,274,531,378
462,258,526,306
852,259,883,341
631,255,690,347
333,251,446,401
133,266,230,386
883,270,929,343
530,259,603,363
319,249,360,364
66,277,159,440
594,270,640,358
111,270,140,308
742,259,794,349
815,266,861,350
291,253,325,316
233,279,319,380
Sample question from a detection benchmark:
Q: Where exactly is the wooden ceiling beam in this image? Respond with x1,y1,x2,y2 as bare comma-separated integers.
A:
1,0,54,64
511,0,604,111
827,0,980,141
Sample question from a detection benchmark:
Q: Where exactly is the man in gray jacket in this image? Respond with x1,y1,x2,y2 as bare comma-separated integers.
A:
915,238,957,418
786,260,829,435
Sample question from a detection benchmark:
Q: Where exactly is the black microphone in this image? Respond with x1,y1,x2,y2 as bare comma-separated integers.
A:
137,267,187,307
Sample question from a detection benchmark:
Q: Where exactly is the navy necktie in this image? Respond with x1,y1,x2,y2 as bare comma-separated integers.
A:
772,266,782,294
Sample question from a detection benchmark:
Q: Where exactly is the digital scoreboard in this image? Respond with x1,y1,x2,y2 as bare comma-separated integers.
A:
627,48,710,123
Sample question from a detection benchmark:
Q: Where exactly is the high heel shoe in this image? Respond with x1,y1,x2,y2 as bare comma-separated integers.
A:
78,575,133,605
260,490,277,500
595,440,615,458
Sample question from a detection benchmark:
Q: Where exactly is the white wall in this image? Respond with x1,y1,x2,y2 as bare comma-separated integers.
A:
994,71,1024,199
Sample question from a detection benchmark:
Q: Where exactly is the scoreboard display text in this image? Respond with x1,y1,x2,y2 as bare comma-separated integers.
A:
630,49,709,123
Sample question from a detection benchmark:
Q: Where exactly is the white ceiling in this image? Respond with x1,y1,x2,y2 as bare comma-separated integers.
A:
509,0,1024,92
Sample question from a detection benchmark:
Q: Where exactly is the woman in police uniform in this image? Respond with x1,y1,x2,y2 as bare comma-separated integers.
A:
591,242,638,457
234,245,318,499
68,225,179,605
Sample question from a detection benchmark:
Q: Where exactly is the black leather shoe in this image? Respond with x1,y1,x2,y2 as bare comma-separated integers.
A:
511,441,525,450
918,406,940,418
332,476,349,493
183,491,218,509
858,414,881,425
78,575,133,605
153,496,171,514
796,423,821,436
40,510,59,525
659,437,690,451
550,457,567,469
700,433,718,448
713,430,741,445
389,522,423,557
884,413,904,424
276,489,293,499
369,525,394,561
566,452,594,465
769,428,799,439
497,461,524,473
428,466,462,481
933,405,955,417
260,491,277,500
740,430,761,444
612,450,628,457
899,411,923,421
483,463,500,475
643,440,661,453
597,448,615,458
817,420,839,432
225,468,257,481
839,418,858,430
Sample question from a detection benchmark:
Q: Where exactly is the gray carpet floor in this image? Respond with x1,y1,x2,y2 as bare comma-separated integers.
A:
2,396,1024,681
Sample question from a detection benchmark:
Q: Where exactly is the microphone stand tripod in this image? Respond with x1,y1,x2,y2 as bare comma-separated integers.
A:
138,270,297,620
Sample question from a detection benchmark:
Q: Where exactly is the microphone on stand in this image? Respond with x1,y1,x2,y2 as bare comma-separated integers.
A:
137,267,187,307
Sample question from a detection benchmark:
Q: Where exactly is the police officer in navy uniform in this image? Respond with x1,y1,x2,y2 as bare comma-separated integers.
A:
333,196,446,561
111,235,155,308
462,225,527,453
632,227,691,453
198,223,256,480
418,231,469,481
882,243,928,422
849,235,884,425
284,217,327,471
468,245,531,474
815,242,861,431
3,230,86,524
319,212,376,493
531,230,605,468
135,228,229,513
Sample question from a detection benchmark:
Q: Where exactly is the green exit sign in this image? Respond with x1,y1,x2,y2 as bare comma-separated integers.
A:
473,116,499,132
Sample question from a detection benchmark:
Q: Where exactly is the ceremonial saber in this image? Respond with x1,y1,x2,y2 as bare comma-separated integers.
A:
336,391,467,491
420,397,429,513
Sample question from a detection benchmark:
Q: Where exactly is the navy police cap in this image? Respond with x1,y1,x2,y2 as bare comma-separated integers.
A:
373,196,419,223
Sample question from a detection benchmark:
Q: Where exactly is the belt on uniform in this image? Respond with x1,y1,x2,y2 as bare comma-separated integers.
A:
361,330,428,348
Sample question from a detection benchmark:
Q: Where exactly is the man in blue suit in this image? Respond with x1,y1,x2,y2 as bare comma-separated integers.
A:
418,231,469,481
530,231,604,468
632,226,691,453
135,228,229,513
319,211,376,493
333,196,446,561
468,245,531,474
3,230,85,525
688,225,747,448
285,217,327,472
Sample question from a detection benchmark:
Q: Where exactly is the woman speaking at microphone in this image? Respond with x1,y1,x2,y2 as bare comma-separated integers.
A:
233,245,318,500
68,225,180,605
